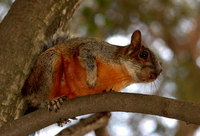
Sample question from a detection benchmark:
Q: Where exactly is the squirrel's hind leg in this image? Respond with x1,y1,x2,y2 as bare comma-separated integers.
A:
22,49,65,112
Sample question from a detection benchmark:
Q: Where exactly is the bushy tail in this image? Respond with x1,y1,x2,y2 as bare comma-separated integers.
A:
42,30,70,52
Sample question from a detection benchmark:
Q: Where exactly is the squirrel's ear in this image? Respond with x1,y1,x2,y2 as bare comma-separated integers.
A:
130,30,142,50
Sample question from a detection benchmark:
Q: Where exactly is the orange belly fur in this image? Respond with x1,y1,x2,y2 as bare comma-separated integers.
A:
49,55,133,100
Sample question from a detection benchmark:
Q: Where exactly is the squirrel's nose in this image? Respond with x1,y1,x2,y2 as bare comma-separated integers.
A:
150,69,162,79
149,72,157,79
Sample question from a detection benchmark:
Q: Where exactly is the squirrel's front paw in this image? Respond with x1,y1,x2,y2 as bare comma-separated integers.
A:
47,96,67,112
57,118,71,127
102,88,115,93
57,117,78,127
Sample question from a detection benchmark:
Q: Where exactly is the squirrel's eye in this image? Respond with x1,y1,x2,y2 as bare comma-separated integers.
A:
140,51,148,59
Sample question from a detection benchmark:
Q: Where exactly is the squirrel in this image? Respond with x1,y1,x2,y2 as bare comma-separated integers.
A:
22,30,162,112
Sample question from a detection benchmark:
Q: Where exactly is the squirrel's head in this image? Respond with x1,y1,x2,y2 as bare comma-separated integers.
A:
119,30,162,83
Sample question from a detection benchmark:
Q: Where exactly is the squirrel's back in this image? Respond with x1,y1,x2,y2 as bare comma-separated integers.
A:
54,37,121,63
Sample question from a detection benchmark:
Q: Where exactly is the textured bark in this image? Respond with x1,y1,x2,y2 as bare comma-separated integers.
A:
56,112,111,136
0,92,200,136
0,0,81,126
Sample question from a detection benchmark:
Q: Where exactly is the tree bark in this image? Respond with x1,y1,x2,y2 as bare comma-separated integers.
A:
0,0,81,126
0,92,200,136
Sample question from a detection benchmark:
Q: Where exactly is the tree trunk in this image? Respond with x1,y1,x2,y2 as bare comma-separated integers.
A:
0,0,81,127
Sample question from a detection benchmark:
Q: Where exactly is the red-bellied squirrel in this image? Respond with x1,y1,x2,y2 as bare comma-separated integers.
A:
22,30,162,112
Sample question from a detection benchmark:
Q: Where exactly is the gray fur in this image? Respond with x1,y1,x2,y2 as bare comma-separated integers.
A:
42,31,70,52
79,44,97,88
56,37,120,63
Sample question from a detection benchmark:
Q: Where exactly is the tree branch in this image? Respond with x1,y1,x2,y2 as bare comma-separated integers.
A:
0,0,81,126
0,92,200,136
56,112,111,136
95,125,109,136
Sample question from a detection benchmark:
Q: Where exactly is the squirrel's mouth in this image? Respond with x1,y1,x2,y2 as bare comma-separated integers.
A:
149,69,162,80
137,69,162,83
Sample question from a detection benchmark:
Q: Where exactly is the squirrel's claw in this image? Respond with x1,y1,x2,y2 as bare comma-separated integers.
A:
57,118,71,127
102,88,115,93
47,96,77,127
47,96,67,112
57,117,78,127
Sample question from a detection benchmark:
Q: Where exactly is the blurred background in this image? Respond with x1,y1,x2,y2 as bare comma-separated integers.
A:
1,0,200,135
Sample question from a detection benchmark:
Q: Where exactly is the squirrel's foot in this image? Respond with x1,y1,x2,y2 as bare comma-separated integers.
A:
47,96,67,112
103,88,115,93
57,117,78,127
57,118,71,127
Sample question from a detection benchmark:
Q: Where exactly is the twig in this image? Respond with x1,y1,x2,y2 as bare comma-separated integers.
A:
56,112,111,136
0,92,200,136
95,126,109,136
